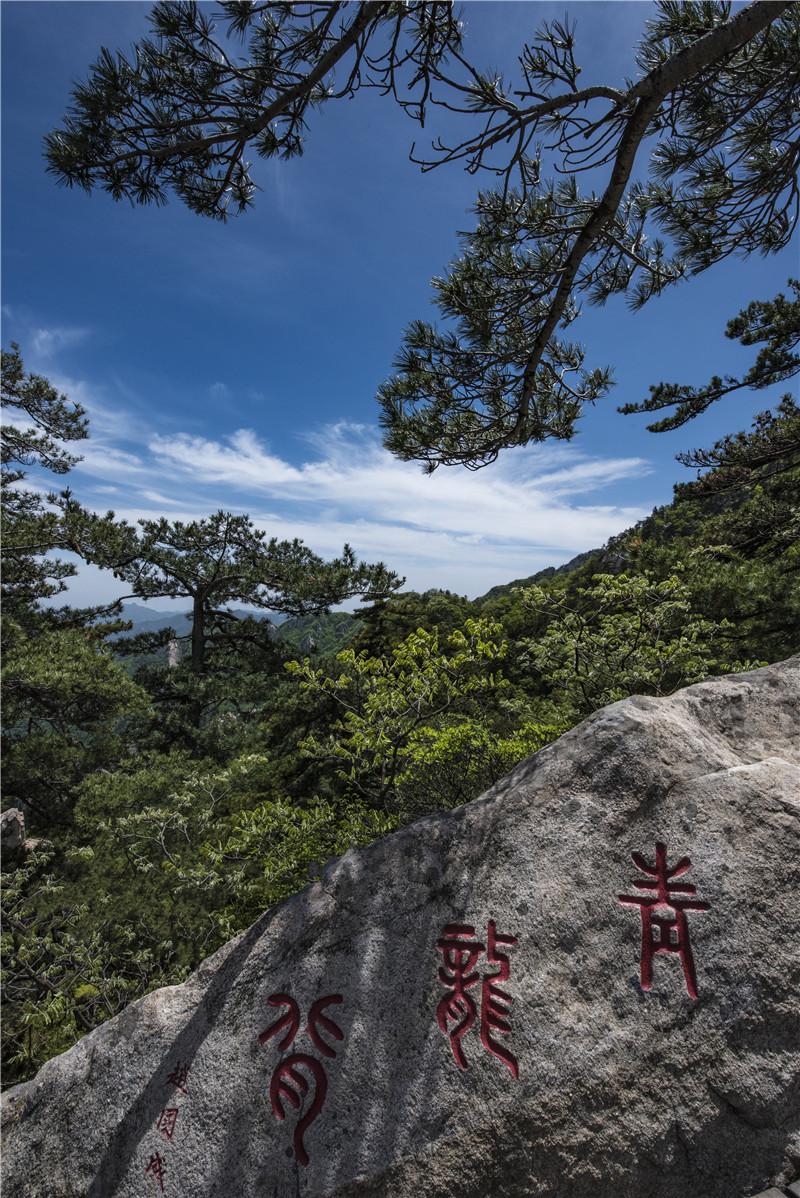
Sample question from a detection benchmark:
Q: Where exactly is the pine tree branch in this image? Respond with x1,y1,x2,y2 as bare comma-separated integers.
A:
514,0,790,437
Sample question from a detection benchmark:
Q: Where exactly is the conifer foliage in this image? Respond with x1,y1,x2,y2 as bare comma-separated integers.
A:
45,2,799,467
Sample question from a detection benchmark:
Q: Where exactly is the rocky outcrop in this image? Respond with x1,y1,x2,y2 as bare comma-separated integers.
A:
1,807,26,852
3,658,799,1198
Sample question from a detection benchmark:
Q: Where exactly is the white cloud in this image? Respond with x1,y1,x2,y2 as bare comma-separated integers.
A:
139,489,188,506
11,343,655,600
74,443,149,481
52,421,650,601
15,338,654,601
45,373,143,443
147,422,650,554
30,326,90,359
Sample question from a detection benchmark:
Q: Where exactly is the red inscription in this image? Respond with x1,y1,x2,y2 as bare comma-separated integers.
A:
307,995,344,1058
165,1060,191,1094
258,992,344,1167
269,1054,327,1168
156,1107,179,1142
436,921,519,1077
258,993,300,1051
480,920,519,1079
436,924,483,1070
619,842,710,998
144,1151,166,1192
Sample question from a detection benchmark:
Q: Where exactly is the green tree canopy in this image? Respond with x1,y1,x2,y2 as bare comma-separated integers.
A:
98,510,402,672
1,344,88,615
519,569,757,716
287,617,511,811
1,348,149,827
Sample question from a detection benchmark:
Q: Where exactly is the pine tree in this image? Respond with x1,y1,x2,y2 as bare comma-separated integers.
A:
46,3,798,468
94,510,402,674
620,279,800,430
1,346,147,827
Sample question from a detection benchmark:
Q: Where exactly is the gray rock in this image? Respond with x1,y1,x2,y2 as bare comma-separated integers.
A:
0,807,25,851
3,658,799,1198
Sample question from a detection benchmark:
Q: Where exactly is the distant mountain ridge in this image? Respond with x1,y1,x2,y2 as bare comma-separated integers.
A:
112,603,357,661
110,549,599,659
115,603,287,638
475,548,598,603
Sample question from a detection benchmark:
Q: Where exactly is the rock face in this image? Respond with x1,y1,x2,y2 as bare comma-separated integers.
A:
1,807,26,851
3,659,800,1198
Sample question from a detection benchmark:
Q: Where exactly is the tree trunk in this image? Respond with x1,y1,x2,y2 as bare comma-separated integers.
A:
191,592,206,672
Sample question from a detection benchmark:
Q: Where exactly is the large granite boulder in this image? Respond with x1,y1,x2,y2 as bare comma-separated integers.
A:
3,658,799,1198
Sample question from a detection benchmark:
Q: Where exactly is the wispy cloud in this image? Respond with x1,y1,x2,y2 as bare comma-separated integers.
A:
45,373,143,443
15,336,654,599
146,422,651,555
30,325,90,359
55,420,651,596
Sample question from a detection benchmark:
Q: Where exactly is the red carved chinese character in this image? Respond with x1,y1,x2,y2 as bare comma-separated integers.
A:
436,921,518,1077
144,1152,166,1192
257,992,299,1049
270,1054,327,1168
436,924,484,1070
619,842,710,998
156,1107,179,1142
165,1060,191,1094
480,920,519,1079
258,992,344,1167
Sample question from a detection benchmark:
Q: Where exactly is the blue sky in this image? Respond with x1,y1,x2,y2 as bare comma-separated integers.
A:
2,1,795,605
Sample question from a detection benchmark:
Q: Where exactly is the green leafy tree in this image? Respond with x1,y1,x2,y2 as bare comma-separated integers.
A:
1,843,144,1086
605,288,799,662
91,757,400,944
1,347,149,826
519,569,758,716
1,344,134,630
394,718,565,815
351,588,474,656
675,396,799,550
2,621,149,825
1,343,88,616
605,397,799,664
74,751,396,952
287,618,512,813
1,351,152,1084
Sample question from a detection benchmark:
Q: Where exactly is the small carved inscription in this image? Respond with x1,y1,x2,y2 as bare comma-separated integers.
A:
618,841,710,998
143,1060,191,1187
258,992,344,1167
144,1151,167,1192
436,920,519,1077
156,1107,179,1142
165,1060,191,1095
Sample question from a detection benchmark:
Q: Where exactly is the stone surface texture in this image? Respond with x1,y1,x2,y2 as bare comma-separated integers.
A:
2,658,799,1198
1,807,25,851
